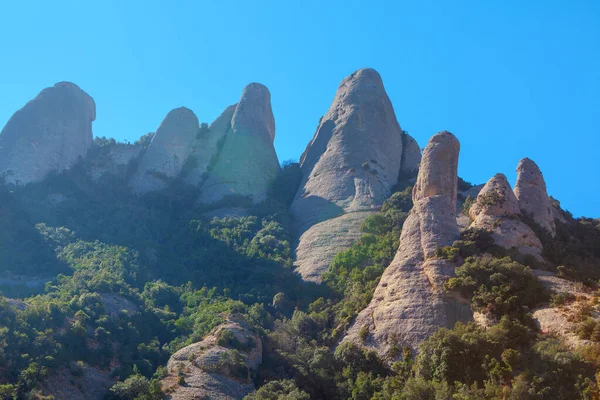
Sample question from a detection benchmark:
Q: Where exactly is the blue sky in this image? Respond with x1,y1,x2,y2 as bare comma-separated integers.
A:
1,1,599,217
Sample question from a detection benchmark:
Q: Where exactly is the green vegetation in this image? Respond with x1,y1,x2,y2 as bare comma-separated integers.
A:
1,145,599,399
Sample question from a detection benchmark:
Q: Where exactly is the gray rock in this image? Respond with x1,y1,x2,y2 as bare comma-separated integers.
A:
291,68,405,282
0,82,95,185
198,84,280,204
130,107,199,194
514,158,556,236
88,143,142,181
400,133,421,175
184,105,236,187
344,131,471,355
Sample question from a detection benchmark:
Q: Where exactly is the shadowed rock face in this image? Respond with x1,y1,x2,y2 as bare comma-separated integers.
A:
0,82,95,185
183,104,236,187
198,83,280,204
130,107,199,194
344,131,471,355
291,68,408,282
514,158,556,236
469,173,543,261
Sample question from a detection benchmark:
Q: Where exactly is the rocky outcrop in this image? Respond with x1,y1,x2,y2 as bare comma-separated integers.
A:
130,107,199,194
344,131,471,355
88,143,142,181
183,105,236,187
514,158,556,236
0,82,95,185
291,68,407,282
197,84,280,204
400,132,421,175
469,173,543,260
162,316,262,400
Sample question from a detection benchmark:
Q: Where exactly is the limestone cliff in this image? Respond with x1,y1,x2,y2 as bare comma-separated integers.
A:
198,83,280,204
344,131,472,355
291,68,411,282
0,82,95,185
130,107,199,194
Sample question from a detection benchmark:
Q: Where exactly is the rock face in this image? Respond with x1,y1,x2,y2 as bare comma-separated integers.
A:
400,132,421,175
130,107,199,194
291,68,410,282
197,83,280,204
88,143,142,181
344,131,471,355
0,82,95,185
183,105,236,187
469,174,543,260
514,158,556,236
162,316,262,400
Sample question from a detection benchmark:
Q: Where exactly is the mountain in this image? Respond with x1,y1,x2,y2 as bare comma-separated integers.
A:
1,70,600,400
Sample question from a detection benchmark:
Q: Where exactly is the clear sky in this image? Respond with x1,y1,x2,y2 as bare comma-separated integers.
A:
1,1,599,217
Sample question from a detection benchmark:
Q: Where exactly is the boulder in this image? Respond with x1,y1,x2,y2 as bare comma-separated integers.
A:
469,173,544,261
130,107,199,194
344,131,471,355
0,82,95,185
198,84,280,204
514,158,556,236
162,316,262,399
291,68,406,282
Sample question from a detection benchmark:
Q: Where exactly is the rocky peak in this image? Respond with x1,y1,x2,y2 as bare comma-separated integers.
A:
0,82,95,185
413,131,459,205
400,132,421,175
197,83,280,204
469,173,520,219
344,131,471,355
130,107,199,194
290,68,407,282
514,157,556,236
469,171,544,262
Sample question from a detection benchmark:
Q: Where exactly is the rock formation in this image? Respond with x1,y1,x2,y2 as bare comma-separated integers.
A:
291,68,415,282
130,107,199,194
344,131,471,355
197,83,280,204
514,158,556,236
469,173,544,260
88,143,142,181
183,105,236,187
0,82,95,185
400,132,421,175
161,316,262,400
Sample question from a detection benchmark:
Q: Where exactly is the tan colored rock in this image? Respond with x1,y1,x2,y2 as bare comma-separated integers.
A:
130,107,199,194
514,158,556,236
344,131,471,355
469,173,543,261
162,316,262,400
0,82,95,185
291,68,405,282
198,84,280,203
